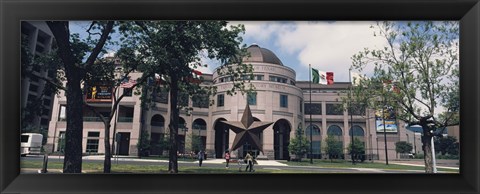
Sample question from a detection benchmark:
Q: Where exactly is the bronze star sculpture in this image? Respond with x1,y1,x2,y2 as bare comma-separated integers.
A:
220,104,273,152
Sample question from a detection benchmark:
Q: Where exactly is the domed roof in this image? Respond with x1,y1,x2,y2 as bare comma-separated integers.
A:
243,44,284,66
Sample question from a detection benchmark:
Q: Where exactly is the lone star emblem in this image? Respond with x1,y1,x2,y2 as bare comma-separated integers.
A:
220,104,273,152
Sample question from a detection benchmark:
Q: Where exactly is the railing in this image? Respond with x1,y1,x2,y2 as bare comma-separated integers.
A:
118,117,133,122
83,117,107,122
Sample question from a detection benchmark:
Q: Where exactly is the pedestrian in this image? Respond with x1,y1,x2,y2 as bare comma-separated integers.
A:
245,152,254,172
225,150,230,169
198,150,204,167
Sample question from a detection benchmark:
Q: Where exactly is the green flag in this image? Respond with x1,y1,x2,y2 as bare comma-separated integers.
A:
312,68,319,84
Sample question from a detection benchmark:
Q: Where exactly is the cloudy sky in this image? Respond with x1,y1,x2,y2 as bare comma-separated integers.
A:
228,21,388,82
71,21,388,82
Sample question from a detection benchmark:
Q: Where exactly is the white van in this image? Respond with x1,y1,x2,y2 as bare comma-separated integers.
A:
21,133,43,156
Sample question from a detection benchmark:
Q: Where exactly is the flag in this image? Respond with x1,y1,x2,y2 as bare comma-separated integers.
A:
187,70,203,84
120,79,137,88
312,68,320,84
326,72,334,85
383,80,400,93
351,71,367,86
312,67,333,85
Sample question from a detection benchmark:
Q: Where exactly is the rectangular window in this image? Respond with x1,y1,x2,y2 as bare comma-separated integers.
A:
57,131,66,152
123,88,132,97
300,100,303,112
29,84,38,93
155,89,169,104
86,131,100,153
178,92,189,107
247,92,257,106
217,94,224,107
58,105,66,121
255,75,264,80
305,103,322,115
326,104,344,115
280,94,288,108
193,93,209,108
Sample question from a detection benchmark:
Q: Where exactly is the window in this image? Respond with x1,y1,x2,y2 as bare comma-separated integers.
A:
178,92,189,107
217,94,224,107
247,92,257,106
123,88,132,97
58,131,66,152
29,84,38,93
306,124,321,136
326,104,344,115
350,104,366,115
300,100,302,112
58,105,66,121
86,132,100,153
255,75,264,80
305,103,322,115
280,94,288,108
269,75,287,83
155,89,169,104
193,93,209,108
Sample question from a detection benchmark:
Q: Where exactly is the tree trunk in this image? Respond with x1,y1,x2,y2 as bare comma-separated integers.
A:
47,21,83,173
168,76,179,173
104,122,112,173
63,74,84,173
422,127,434,173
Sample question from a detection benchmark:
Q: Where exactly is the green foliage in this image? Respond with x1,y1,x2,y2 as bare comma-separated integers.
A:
347,138,365,162
288,125,310,161
137,130,151,157
434,136,459,156
349,21,459,172
395,141,413,154
188,133,203,153
324,134,344,161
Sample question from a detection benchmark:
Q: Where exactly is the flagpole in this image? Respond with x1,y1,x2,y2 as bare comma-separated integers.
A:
349,69,355,165
309,64,313,164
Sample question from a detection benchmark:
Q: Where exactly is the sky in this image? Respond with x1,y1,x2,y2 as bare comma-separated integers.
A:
70,21,388,82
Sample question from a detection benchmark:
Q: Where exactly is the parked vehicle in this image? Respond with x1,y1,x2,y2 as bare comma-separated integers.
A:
21,133,43,156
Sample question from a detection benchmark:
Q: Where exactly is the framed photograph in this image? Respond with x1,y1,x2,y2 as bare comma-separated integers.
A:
1,0,479,193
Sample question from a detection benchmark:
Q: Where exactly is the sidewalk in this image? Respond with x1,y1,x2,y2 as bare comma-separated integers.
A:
47,155,288,166
375,159,460,170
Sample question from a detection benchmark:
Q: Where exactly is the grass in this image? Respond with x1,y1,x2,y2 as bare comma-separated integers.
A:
20,160,312,174
21,159,458,173
280,159,458,172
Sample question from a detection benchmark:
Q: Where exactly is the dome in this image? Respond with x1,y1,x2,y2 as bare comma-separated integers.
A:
243,44,284,66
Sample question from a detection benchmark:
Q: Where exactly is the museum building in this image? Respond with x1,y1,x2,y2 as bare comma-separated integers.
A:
46,44,409,161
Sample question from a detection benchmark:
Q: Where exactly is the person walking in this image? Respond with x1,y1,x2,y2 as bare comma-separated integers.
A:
225,150,230,169
198,150,205,167
245,152,254,172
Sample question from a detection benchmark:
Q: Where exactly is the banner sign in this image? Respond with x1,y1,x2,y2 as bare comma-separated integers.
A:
86,85,113,102
375,107,398,133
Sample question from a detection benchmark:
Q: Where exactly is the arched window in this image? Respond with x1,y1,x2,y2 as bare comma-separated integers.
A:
349,125,365,137
150,114,165,127
193,118,207,131
327,125,343,136
306,124,322,158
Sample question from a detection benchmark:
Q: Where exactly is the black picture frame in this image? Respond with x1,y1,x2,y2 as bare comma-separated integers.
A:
1,0,479,193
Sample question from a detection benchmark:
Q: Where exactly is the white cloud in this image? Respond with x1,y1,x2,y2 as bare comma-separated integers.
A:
275,21,388,81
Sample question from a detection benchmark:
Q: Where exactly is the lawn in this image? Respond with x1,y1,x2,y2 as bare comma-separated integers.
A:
20,160,312,174
280,159,458,172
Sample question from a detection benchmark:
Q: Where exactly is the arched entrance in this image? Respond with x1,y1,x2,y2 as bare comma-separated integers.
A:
178,117,187,154
306,124,321,159
239,117,263,158
273,119,291,160
150,114,165,155
349,125,366,161
214,118,229,158
192,118,207,152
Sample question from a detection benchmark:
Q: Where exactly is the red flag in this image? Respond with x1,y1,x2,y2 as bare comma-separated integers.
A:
187,70,202,84
120,79,136,88
326,72,334,85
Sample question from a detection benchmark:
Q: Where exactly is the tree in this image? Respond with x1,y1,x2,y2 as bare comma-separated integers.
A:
137,129,151,157
395,141,413,154
350,21,459,173
434,136,459,156
288,125,310,162
348,138,365,163
118,21,250,173
44,21,114,173
324,134,344,162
